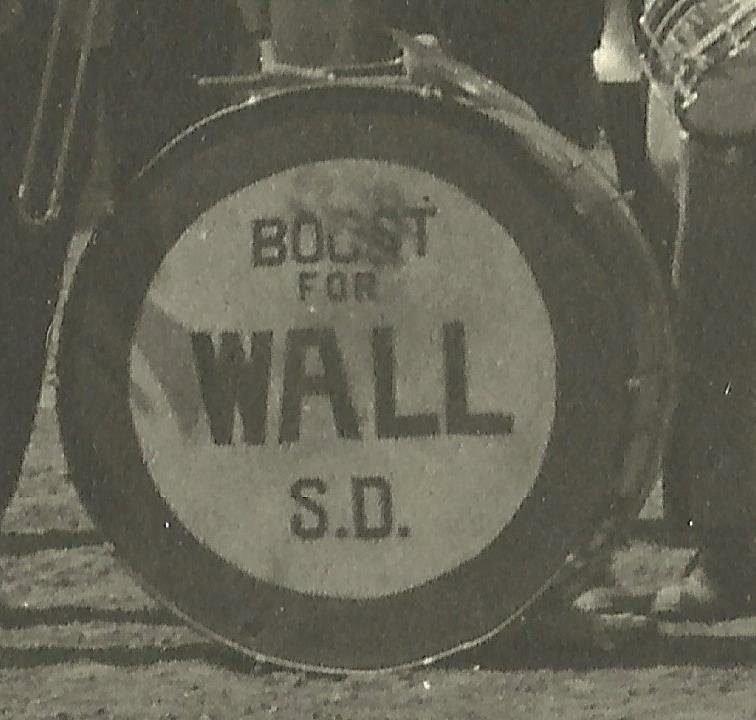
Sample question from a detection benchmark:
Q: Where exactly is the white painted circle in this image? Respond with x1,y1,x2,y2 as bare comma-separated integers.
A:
129,161,556,599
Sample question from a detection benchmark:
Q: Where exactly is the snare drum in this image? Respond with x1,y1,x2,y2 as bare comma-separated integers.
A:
56,80,674,672
640,0,756,136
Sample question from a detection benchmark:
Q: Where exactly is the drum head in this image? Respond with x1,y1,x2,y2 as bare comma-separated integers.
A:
57,86,671,671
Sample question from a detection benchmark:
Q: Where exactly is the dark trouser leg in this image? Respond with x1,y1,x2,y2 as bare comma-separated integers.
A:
0,22,98,515
595,2,682,519
572,136,755,620
597,80,678,277
670,136,756,592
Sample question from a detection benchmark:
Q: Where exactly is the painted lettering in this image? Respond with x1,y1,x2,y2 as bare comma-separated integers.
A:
251,205,438,267
279,328,362,443
191,323,514,446
191,331,272,445
373,327,440,440
290,478,328,540
291,212,324,264
251,218,287,267
352,476,393,540
443,321,514,436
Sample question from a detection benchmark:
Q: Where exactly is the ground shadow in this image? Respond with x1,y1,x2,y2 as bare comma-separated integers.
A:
0,641,269,674
0,605,180,629
1,530,753,675
0,607,752,675
0,530,105,556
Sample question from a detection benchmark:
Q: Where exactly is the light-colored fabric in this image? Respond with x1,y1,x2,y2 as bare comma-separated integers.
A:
646,82,684,193
593,0,643,82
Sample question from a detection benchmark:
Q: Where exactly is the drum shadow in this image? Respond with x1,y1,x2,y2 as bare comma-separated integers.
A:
450,622,756,672
0,620,752,674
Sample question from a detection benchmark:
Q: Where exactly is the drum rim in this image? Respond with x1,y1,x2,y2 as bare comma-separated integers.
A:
57,84,674,672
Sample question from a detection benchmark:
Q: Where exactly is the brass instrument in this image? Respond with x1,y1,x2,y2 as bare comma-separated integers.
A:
16,0,100,227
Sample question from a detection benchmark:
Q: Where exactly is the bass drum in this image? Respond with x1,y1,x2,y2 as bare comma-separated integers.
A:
57,83,673,672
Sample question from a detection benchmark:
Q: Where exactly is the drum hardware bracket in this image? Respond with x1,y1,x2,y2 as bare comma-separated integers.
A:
198,28,541,127
196,53,405,89
392,29,540,122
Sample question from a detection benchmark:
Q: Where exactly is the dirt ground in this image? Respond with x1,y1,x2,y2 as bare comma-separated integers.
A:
1,237,754,716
